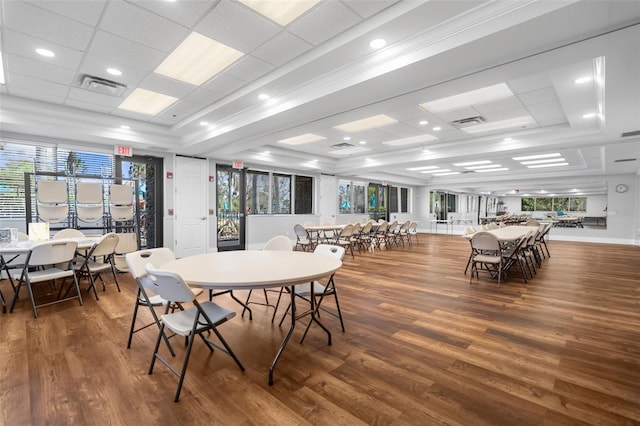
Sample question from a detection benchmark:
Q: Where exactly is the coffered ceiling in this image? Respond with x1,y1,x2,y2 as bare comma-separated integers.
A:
1,0,639,197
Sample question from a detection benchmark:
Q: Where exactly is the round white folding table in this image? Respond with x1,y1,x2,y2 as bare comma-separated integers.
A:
161,250,342,385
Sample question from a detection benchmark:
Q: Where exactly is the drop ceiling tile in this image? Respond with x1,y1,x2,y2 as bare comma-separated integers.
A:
527,100,566,122
537,117,567,127
8,72,69,98
195,1,281,53
518,87,559,105
9,87,66,104
5,53,76,86
100,2,188,52
2,29,84,70
67,87,125,108
508,72,553,94
131,0,214,28
24,0,107,26
434,107,480,123
224,55,275,83
184,88,225,106
474,96,524,115
111,108,155,122
151,100,203,125
89,31,166,71
79,54,148,88
64,99,115,114
288,1,362,46
3,1,94,51
342,0,399,19
204,73,246,95
480,106,531,122
139,74,196,99
251,31,313,67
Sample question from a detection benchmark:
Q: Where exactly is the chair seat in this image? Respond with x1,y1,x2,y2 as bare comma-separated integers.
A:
473,254,501,264
74,260,113,273
162,301,235,336
142,287,203,307
12,267,74,283
292,281,327,297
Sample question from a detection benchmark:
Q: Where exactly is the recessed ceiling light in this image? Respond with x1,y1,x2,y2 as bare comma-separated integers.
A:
238,0,319,26
118,88,178,116
343,136,351,141
513,153,561,161
107,68,122,76
419,83,513,113
420,169,450,174
453,160,491,167
383,135,437,146
359,140,366,145
369,38,386,49
519,158,566,165
35,48,55,58
574,76,592,84
433,172,460,176
155,32,244,86
582,112,597,119
419,120,429,125
200,121,209,126
334,114,397,132
119,125,130,130
258,93,270,100
432,126,441,131
263,151,270,155
277,133,325,145
526,162,569,168
503,137,513,142
465,164,503,170
407,166,439,171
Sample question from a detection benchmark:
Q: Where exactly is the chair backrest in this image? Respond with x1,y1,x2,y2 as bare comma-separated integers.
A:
90,233,119,257
53,228,85,239
360,222,372,234
76,182,103,204
294,224,309,239
110,184,133,205
264,235,293,251
145,264,196,303
526,218,540,226
377,221,388,232
303,221,315,227
28,240,78,267
339,224,354,238
37,180,68,203
313,244,346,261
465,226,476,235
126,247,176,280
408,222,417,233
115,232,138,254
470,232,500,252
351,222,361,234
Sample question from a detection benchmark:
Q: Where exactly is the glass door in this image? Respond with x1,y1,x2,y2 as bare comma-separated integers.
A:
367,183,388,221
115,155,163,249
216,165,245,251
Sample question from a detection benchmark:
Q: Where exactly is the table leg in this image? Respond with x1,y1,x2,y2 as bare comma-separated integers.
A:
269,284,297,386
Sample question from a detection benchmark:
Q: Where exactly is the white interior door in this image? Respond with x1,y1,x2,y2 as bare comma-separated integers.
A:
319,174,336,225
174,156,208,258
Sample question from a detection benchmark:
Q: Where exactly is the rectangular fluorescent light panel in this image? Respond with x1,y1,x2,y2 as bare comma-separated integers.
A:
118,88,178,116
328,147,370,156
465,164,503,170
527,162,569,168
475,168,509,172
463,116,536,134
419,83,513,113
0,53,4,84
277,133,325,145
407,166,439,171
513,152,561,161
519,158,566,165
155,32,244,86
334,114,397,132
238,0,319,26
453,160,491,167
383,134,437,146
420,169,450,174
433,172,460,176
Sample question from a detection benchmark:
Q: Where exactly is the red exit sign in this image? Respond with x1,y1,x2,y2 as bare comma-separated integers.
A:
115,145,133,157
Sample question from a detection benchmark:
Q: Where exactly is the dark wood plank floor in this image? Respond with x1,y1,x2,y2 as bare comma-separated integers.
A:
1,234,639,425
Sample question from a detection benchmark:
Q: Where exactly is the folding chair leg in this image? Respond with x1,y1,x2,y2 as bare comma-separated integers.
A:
0,288,5,313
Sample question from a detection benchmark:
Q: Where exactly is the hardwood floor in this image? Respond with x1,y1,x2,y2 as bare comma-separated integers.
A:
1,234,639,425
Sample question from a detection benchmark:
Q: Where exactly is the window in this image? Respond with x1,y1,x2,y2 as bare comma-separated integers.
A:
272,173,291,214
535,198,552,211
447,193,457,213
569,197,586,212
57,148,114,177
389,187,398,213
521,197,535,211
554,197,569,212
294,175,313,214
354,183,365,213
401,188,408,213
521,196,587,212
246,171,269,214
338,181,352,214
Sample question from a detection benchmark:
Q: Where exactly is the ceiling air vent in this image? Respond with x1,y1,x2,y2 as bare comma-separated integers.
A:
450,116,486,128
621,130,640,138
331,142,355,149
613,158,637,163
79,74,128,97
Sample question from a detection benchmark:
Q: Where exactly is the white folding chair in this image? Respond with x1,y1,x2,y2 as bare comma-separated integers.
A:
73,233,120,300
9,240,82,318
145,264,244,402
469,232,504,287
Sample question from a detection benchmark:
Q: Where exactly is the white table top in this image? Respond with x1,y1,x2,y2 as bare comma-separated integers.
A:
162,250,342,290
464,226,540,242
0,236,100,254
304,224,346,232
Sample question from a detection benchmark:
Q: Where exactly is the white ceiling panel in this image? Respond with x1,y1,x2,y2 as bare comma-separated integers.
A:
151,99,203,125
66,87,124,108
184,88,225,106
9,87,66,104
89,31,166,71
527,101,568,122
342,0,400,19
2,29,85,70
130,0,214,28
5,53,76,86
224,55,275,83
251,31,313,67
204,73,246,95
100,1,188,52
79,54,148,89
3,0,93,51
195,0,281,54
518,87,558,106
25,0,107,26
288,1,362,46
138,73,196,99
8,72,69,97
64,98,115,114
